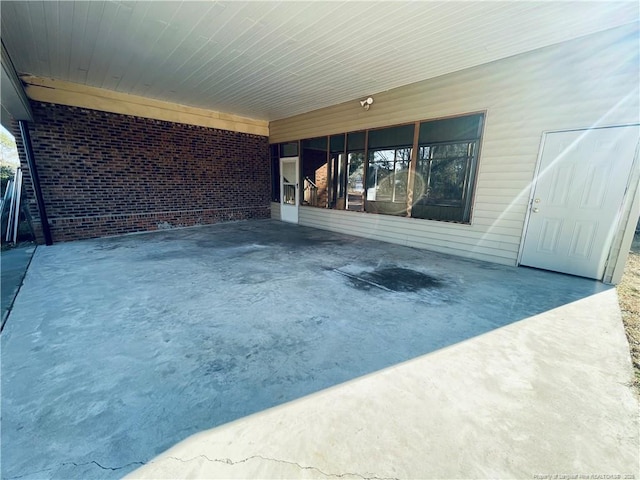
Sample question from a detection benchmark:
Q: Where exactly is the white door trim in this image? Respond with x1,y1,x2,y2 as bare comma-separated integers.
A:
516,132,548,267
518,124,640,280
606,138,640,283
280,156,299,224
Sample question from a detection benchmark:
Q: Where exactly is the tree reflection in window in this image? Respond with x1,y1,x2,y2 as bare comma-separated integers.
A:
269,113,482,223
367,147,411,203
417,142,475,206
345,152,365,211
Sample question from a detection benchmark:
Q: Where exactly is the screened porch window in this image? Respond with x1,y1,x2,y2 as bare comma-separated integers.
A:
417,142,476,206
269,112,484,223
301,137,328,208
329,134,346,209
366,147,411,203
365,124,414,217
412,114,483,222
345,131,366,212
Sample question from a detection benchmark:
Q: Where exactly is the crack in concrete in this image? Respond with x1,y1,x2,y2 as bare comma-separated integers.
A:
67,459,146,471
6,459,146,479
161,453,399,480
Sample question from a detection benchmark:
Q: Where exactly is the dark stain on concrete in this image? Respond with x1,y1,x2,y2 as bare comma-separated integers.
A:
338,267,443,292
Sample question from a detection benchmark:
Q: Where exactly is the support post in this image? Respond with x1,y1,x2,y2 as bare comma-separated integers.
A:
18,120,52,245
11,168,22,243
5,177,15,242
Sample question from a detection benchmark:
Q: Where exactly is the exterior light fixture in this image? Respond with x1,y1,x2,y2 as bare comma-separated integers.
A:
360,97,374,110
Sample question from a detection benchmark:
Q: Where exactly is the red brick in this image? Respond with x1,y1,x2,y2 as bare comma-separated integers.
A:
13,103,271,243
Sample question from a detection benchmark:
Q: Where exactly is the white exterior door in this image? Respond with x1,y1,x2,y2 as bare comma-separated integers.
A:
280,157,299,224
520,125,639,279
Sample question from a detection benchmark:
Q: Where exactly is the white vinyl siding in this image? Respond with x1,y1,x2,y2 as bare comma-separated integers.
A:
269,25,639,266
299,207,519,265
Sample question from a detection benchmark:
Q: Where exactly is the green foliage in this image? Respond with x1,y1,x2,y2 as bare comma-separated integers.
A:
0,127,19,167
0,164,14,178
0,127,19,195
1,164,16,195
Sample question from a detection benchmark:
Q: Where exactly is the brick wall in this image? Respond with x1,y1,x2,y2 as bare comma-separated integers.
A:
14,102,271,243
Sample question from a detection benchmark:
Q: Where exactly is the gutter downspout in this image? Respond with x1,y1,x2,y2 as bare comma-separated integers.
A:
18,120,52,245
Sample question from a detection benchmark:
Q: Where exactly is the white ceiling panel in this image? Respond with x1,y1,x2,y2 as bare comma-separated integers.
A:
1,1,638,121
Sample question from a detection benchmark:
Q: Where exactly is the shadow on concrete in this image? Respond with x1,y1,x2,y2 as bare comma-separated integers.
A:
1,243,36,331
126,287,638,479
1,220,610,479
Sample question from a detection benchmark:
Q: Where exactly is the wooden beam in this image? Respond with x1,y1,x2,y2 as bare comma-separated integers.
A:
21,76,269,137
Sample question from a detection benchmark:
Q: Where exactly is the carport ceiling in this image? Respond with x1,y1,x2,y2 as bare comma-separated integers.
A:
1,1,638,121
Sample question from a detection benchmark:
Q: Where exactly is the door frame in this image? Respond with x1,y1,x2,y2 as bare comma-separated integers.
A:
280,156,299,224
517,123,640,282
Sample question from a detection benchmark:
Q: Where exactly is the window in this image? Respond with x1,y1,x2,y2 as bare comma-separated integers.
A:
367,147,411,203
365,124,414,216
346,132,365,212
412,114,483,222
270,112,484,223
417,143,475,205
280,142,298,158
301,137,328,208
329,134,346,209
346,152,365,211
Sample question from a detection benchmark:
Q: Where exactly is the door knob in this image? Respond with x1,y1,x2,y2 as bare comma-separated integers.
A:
532,208,539,213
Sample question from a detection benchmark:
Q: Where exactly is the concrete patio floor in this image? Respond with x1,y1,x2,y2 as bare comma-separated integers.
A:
1,219,637,479
1,244,36,330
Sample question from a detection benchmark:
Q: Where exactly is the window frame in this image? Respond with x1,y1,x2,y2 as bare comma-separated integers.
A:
268,111,485,224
